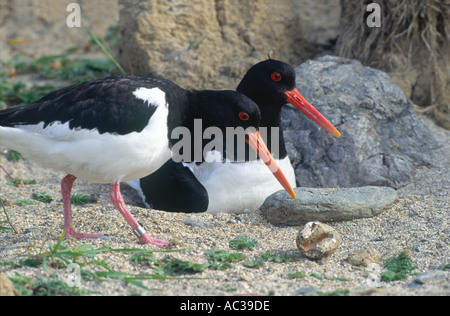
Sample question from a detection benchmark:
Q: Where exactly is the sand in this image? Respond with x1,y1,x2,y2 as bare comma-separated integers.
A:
0,115,448,296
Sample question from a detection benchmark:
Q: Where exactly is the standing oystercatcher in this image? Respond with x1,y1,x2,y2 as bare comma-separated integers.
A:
128,59,341,213
0,75,296,247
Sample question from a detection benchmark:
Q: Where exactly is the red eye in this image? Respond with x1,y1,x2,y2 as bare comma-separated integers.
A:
239,112,250,121
271,72,282,82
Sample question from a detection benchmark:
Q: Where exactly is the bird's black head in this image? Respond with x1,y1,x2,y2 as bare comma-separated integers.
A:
236,59,341,138
194,90,261,131
236,59,296,109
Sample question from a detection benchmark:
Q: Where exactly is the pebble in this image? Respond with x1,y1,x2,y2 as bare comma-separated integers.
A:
182,217,215,229
296,222,340,259
259,186,398,226
346,247,381,267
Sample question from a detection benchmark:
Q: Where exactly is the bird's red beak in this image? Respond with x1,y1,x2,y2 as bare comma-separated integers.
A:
246,131,297,200
285,88,341,138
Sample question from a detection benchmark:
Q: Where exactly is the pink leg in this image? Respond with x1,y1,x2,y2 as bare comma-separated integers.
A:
109,182,169,248
61,175,103,240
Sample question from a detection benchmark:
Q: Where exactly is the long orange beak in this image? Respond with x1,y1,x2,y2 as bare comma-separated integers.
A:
246,131,297,199
285,88,341,138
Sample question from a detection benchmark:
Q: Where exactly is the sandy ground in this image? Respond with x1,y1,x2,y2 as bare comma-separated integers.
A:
0,114,448,296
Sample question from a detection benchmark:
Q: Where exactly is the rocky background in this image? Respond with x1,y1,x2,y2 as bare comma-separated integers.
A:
1,0,447,129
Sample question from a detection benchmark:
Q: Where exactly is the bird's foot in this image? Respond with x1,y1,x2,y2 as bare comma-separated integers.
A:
65,227,104,240
138,233,170,248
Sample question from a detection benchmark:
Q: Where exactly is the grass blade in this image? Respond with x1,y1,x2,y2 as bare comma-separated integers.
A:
0,195,17,233
85,26,126,75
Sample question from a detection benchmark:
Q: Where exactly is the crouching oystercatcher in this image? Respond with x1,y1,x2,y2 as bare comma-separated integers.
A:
128,59,341,213
0,75,296,247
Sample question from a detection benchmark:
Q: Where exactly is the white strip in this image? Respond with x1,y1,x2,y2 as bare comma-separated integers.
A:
133,87,167,108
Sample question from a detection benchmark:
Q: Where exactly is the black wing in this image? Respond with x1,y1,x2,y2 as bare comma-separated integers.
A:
0,75,181,135
138,159,209,213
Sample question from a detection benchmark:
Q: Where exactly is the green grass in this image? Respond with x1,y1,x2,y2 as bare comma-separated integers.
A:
5,150,22,162
32,191,53,204
70,194,95,205
0,55,116,109
229,235,259,250
0,195,16,233
288,271,306,279
9,272,96,296
205,250,246,270
381,252,418,282
2,233,299,295
304,288,350,296
0,25,123,112
260,250,294,263
6,177,36,187
15,199,39,206
0,77,58,109
5,235,183,295
438,263,450,271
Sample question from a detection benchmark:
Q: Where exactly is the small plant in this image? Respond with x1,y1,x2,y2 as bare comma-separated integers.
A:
32,191,53,203
71,194,94,205
15,199,38,206
381,252,418,282
288,271,306,279
310,273,323,280
326,276,350,282
229,235,259,250
205,250,245,263
6,150,22,162
438,263,450,271
242,259,265,269
205,250,245,270
159,257,208,275
260,251,294,263
7,177,37,187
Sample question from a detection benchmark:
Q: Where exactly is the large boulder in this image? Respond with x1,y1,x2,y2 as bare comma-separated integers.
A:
117,0,341,89
282,55,438,189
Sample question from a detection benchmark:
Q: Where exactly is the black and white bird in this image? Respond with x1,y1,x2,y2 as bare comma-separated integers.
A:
128,60,341,214
0,74,296,247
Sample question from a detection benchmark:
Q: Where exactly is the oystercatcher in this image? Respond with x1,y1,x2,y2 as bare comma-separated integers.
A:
128,59,341,213
0,75,296,247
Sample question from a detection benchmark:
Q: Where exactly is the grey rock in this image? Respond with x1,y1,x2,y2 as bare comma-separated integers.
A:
296,286,319,295
282,56,438,189
259,186,398,226
182,217,215,229
413,270,448,285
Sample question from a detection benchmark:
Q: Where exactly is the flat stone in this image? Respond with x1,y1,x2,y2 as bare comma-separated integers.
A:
259,186,398,226
413,270,448,285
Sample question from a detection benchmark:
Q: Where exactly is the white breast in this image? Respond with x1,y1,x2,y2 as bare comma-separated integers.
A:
186,156,297,214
